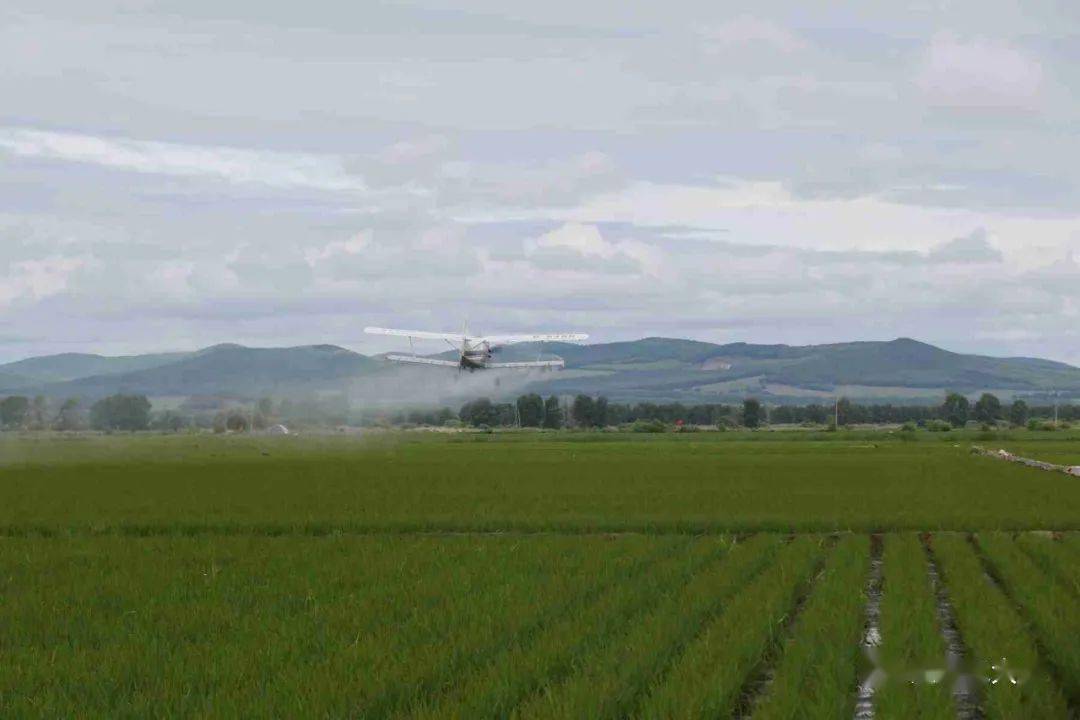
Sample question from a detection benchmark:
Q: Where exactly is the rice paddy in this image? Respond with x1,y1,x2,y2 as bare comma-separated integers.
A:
0,431,1077,716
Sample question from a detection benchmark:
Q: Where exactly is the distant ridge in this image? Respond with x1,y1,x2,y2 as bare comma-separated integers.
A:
1,337,1077,404
0,351,192,384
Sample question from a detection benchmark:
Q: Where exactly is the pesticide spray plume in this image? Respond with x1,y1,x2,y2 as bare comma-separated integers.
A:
343,361,544,412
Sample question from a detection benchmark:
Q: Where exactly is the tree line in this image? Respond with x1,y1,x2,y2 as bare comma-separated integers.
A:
0,390,1076,432
455,392,1077,430
0,394,152,431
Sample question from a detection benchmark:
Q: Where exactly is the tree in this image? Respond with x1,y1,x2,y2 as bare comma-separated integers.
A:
494,403,517,427
805,404,829,424
836,397,853,427
459,398,499,427
593,396,609,428
28,395,48,430
1008,399,1030,427
543,395,563,429
54,398,84,431
941,392,970,428
225,410,249,432
742,398,763,429
0,396,30,429
516,394,544,427
572,395,595,428
973,393,1003,424
151,410,188,432
90,394,152,431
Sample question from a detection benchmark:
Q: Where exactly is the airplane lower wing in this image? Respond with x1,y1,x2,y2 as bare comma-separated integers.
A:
486,359,566,369
482,333,588,345
385,354,460,367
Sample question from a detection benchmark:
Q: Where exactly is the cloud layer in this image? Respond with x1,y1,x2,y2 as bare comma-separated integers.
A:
1,2,1078,365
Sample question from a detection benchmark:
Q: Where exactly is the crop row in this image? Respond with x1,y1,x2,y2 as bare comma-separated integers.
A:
874,534,953,720
751,534,871,719
513,533,792,718
2,531,1077,718
635,534,829,718
0,534,692,716
1014,533,1080,598
976,533,1080,706
931,534,1071,718
405,533,747,718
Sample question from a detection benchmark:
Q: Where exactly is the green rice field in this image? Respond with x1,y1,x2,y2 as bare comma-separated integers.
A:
1,431,1078,717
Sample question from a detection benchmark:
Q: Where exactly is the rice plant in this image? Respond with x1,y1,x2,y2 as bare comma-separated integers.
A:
976,532,1080,705
750,534,871,720
931,533,1070,719
874,534,954,720
634,535,827,718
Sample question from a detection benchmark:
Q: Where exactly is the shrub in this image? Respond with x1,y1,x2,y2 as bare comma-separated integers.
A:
631,419,667,433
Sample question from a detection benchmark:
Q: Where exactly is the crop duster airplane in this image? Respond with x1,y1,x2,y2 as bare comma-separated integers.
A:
364,325,588,372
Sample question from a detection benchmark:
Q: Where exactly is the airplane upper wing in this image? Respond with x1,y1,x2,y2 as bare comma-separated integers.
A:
482,333,588,345
487,359,566,369
365,327,466,342
384,354,460,367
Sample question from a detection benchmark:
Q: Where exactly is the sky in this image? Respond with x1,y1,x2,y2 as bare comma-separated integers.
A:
1,1,1078,364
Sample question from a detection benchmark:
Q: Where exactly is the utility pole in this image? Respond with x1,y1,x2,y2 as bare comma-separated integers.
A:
835,396,840,428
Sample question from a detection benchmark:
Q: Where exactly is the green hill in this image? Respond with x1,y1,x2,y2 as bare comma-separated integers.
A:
27,345,378,399
0,351,191,386
3,337,1078,404
509,337,1080,403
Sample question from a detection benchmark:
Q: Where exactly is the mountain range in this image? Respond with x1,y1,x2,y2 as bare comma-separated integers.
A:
1,337,1078,406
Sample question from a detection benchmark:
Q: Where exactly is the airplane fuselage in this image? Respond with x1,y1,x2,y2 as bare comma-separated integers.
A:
460,340,492,369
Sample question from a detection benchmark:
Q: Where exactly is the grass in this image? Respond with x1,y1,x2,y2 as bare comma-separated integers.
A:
0,432,1078,716
996,439,1080,466
407,535,733,719
751,534,871,719
0,534,685,716
513,533,784,719
931,534,1071,719
1014,533,1080,598
1,432,1079,534
874,534,954,720
635,535,827,718
976,533,1080,705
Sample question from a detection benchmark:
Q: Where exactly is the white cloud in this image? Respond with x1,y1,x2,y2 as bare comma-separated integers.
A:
0,254,91,307
377,135,450,166
553,179,1080,260
700,16,807,54
915,33,1044,109
927,227,1002,263
524,223,665,276
304,232,372,266
1,4,1079,365
0,127,368,193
